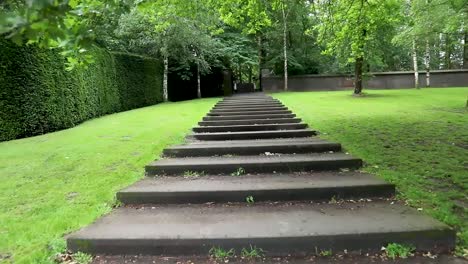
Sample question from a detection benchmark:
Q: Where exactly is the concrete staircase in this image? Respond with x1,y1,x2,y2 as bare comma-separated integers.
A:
67,93,455,257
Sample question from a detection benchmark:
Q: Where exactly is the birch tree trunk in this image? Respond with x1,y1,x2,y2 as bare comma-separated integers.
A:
282,2,288,91
257,34,264,91
163,56,169,102
412,39,419,89
445,34,451,69
424,38,430,87
463,32,468,69
197,62,201,99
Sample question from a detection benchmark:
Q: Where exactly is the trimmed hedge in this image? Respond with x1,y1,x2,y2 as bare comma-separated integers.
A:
0,40,163,141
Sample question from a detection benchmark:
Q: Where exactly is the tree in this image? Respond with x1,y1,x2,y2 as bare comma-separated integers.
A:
215,0,272,90
0,0,131,69
316,0,403,94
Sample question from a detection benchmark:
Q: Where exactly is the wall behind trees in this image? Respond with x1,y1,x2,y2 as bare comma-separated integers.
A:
262,70,468,92
0,40,163,141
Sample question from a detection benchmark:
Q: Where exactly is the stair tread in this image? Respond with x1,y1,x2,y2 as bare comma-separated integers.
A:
149,153,360,166
169,138,334,148
68,201,452,241
203,114,296,120
187,137,325,145
192,129,313,136
120,172,391,193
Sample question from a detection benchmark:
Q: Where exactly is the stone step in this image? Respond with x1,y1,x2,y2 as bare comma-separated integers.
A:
145,153,362,175
164,138,339,156
215,103,284,108
217,98,279,102
219,100,279,104
190,129,315,140
213,103,285,109
117,172,395,204
221,97,275,101
208,110,292,116
203,113,296,121
192,123,307,133
211,106,289,112
67,201,455,255
198,118,302,126
187,137,326,145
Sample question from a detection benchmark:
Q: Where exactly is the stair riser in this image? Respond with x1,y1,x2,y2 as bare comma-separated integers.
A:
215,104,284,109
198,118,302,126
220,98,278,101
163,143,340,157
193,124,307,133
145,159,362,175
211,107,289,112
68,230,455,256
117,185,395,204
192,130,315,140
203,114,296,120
214,103,285,108
208,110,292,116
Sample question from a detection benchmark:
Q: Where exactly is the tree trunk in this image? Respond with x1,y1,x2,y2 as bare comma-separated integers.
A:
354,56,363,94
248,66,252,83
197,63,201,98
445,34,451,69
463,32,468,69
163,56,169,102
412,39,419,89
282,2,288,91
425,38,430,87
257,34,263,91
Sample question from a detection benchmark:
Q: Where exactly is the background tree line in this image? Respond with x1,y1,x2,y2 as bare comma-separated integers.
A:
1,0,467,95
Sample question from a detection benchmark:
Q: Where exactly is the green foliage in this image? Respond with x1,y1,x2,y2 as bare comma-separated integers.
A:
47,238,66,255
0,0,131,69
183,170,203,178
246,195,254,204
231,167,246,176
384,243,415,259
0,40,163,141
240,245,264,258
73,252,93,264
319,249,332,257
316,0,403,66
209,246,235,260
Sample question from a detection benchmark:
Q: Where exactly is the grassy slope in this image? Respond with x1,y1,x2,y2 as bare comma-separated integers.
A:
0,98,218,263
274,88,468,253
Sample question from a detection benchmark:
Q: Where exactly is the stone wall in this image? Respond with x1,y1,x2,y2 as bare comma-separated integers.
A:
262,70,468,92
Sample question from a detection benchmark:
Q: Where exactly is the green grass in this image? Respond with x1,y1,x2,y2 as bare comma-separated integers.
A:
274,88,468,253
1,88,467,263
384,243,415,259
0,98,218,263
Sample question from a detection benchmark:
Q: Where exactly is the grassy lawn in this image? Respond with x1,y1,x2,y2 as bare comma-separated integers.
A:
1,88,467,263
274,88,468,254
0,98,218,263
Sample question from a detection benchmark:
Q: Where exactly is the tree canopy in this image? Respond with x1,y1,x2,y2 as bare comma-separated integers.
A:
1,0,467,94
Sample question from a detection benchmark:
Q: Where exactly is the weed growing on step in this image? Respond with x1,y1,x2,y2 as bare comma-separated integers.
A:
183,170,203,178
231,167,245,176
73,252,93,264
241,245,264,259
209,246,235,260
319,249,332,257
384,243,415,259
246,195,255,204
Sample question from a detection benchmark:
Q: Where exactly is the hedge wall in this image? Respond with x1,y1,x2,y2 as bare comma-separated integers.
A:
0,40,163,141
